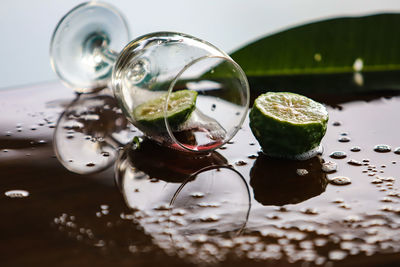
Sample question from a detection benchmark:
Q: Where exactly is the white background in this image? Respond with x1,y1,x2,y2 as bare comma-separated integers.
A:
1,0,399,89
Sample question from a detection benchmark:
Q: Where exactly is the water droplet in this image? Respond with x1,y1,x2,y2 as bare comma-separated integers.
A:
381,205,394,212
383,176,395,182
329,176,351,185
380,197,393,203
339,203,351,209
296,169,309,176
343,215,361,223
350,146,361,152
329,250,348,261
101,209,109,215
248,155,257,159
172,209,186,216
374,144,391,153
235,160,247,166
150,178,159,183
277,206,288,212
332,121,341,126
394,147,400,155
191,192,205,198
101,152,110,157
266,214,281,220
314,53,322,62
94,240,105,247
197,202,221,208
200,214,220,222
249,142,256,146
211,104,216,111
371,178,383,184
353,58,364,72
86,162,95,167
347,159,362,166
5,190,29,198
193,234,208,243
339,136,351,143
301,208,318,215
330,151,347,159
322,161,337,173
353,72,364,86
314,238,328,247
154,204,170,211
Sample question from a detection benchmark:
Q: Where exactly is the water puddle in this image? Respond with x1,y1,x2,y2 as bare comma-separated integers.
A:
1,82,400,266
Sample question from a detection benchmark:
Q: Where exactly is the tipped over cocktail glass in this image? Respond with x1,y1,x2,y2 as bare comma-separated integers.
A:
50,2,249,152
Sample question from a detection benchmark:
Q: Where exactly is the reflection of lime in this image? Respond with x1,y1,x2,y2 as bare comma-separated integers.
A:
249,92,328,156
133,90,198,131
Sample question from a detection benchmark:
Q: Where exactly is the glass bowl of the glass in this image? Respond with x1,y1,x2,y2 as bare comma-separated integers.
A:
112,32,249,152
50,2,250,153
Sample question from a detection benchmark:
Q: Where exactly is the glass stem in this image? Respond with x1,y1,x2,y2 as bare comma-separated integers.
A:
83,32,119,70
100,47,119,66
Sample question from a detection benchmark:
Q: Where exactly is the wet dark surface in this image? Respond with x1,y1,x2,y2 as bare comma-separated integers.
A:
1,81,400,266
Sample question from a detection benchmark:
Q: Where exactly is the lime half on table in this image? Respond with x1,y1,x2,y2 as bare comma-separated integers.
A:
249,92,328,157
133,90,198,132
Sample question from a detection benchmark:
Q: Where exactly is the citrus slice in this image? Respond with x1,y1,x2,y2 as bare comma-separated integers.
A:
133,90,198,131
249,92,328,157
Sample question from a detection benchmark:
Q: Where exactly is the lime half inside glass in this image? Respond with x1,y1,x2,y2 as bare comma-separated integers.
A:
249,92,328,157
133,90,198,132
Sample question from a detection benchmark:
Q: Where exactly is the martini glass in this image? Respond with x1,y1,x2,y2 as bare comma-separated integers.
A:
50,1,250,152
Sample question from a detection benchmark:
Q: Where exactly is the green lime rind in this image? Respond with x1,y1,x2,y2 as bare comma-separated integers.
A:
249,92,328,156
133,90,198,132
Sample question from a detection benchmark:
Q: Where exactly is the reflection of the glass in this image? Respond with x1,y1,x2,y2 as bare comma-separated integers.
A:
54,89,136,174
250,153,328,206
115,138,251,259
115,137,229,210
169,165,251,236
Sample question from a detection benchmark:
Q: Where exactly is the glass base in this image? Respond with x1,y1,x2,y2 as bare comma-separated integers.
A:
50,2,130,93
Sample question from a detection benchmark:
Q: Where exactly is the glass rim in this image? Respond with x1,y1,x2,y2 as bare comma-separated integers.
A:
164,54,250,153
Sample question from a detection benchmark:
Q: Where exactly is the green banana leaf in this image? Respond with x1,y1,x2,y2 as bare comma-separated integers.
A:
228,13,400,103
231,13,400,75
